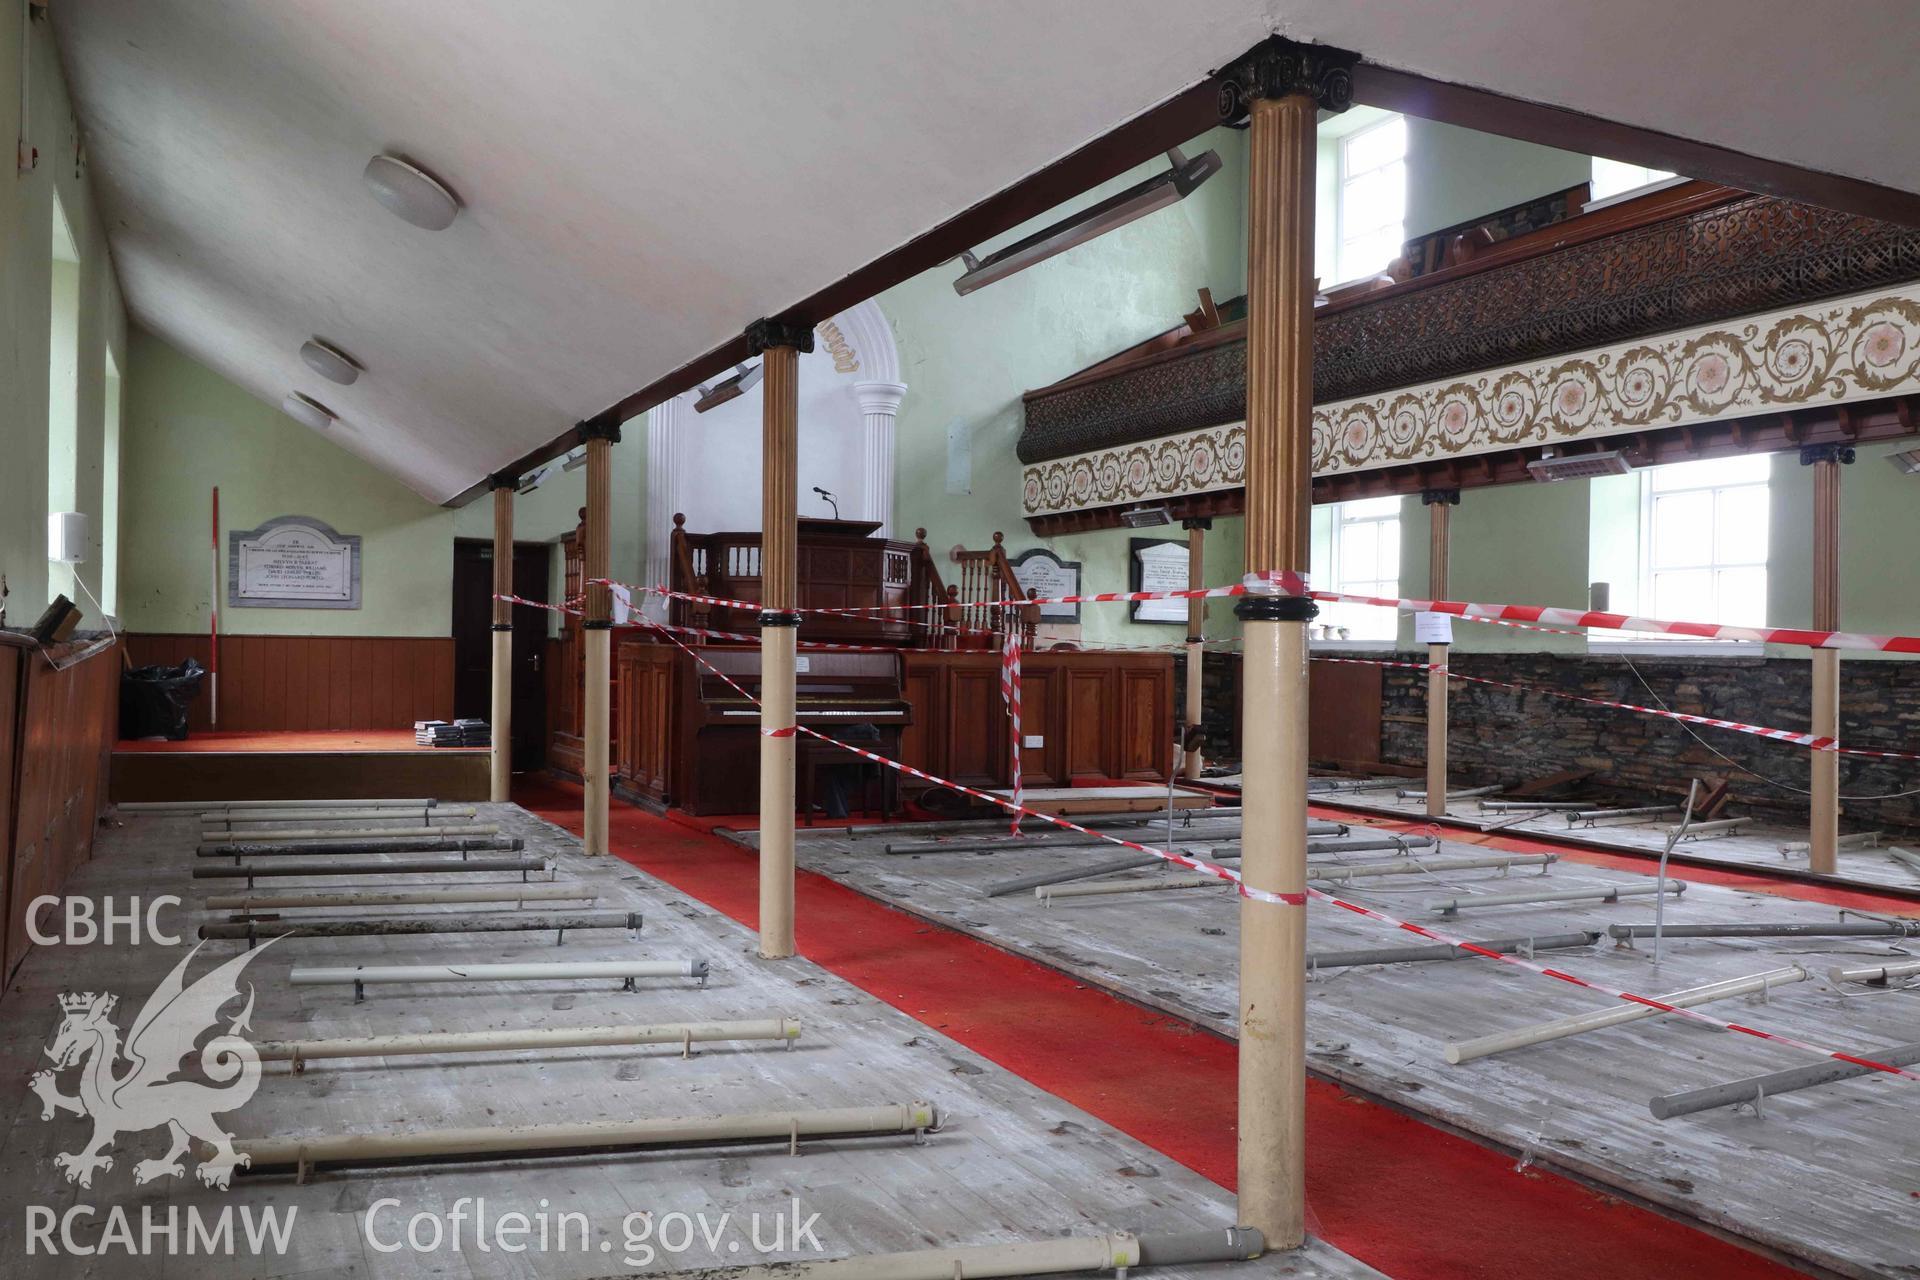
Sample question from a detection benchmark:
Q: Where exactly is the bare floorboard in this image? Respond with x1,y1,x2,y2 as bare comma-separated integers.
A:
780,816,1920,1280
1289,783,1920,895
0,806,1376,1280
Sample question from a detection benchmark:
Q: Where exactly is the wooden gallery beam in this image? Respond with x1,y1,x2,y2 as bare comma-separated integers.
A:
490,475,515,803
1227,37,1354,1251
1423,489,1457,818
1183,517,1210,778
751,318,814,960
579,414,622,855
1807,443,1852,875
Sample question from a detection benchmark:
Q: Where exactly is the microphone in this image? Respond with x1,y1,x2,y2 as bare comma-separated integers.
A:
812,487,840,519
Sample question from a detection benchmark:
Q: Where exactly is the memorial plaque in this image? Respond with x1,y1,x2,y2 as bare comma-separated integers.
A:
1129,537,1189,624
1009,547,1082,621
228,515,361,609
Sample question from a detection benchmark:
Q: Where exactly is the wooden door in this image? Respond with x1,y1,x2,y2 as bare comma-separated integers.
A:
452,539,550,768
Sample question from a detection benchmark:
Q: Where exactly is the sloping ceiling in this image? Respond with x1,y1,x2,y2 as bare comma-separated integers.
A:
53,1,1920,503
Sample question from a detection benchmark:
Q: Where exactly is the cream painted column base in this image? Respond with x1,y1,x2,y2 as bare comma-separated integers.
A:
1236,618,1309,1248
1810,649,1840,875
490,630,512,803
583,628,610,855
758,625,797,958
1425,644,1448,818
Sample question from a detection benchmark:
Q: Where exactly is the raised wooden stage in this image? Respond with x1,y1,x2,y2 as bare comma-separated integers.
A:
109,730,489,803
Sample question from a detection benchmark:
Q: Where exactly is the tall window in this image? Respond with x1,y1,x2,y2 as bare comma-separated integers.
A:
101,347,123,616
1336,115,1406,284
1590,157,1678,203
47,193,81,598
1641,456,1770,628
1312,495,1401,642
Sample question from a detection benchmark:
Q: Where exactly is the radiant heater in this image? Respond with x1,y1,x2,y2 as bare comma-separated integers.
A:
1119,504,1173,528
953,148,1223,295
1526,448,1632,482
694,362,764,413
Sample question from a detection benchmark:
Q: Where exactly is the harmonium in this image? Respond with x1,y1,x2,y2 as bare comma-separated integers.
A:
618,642,912,815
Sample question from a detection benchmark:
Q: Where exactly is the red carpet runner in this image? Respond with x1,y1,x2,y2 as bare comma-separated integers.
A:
517,777,1803,1279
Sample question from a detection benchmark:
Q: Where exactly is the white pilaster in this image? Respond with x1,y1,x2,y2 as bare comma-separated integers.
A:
854,380,906,538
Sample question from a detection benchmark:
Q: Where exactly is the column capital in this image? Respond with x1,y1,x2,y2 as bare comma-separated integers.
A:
853,379,908,415
1181,516,1214,531
576,410,623,445
1798,443,1856,466
745,317,816,355
488,470,520,492
1421,488,1461,506
1217,37,1357,122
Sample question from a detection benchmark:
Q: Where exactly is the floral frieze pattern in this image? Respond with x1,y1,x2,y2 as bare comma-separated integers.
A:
1022,286,1920,518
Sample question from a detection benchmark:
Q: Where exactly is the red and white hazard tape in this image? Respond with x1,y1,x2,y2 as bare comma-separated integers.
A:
1314,589,1920,655
622,610,1300,907
1313,655,1920,761
1307,885,1920,1084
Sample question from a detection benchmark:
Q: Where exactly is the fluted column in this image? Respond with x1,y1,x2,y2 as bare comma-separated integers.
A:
855,381,906,537
1183,517,1210,780
1805,444,1852,874
1423,489,1458,818
489,477,515,803
750,318,815,959
1225,37,1354,1252
578,414,622,856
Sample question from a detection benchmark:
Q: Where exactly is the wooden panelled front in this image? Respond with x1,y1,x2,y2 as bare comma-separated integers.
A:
5,638,119,980
122,634,453,734
903,649,1173,790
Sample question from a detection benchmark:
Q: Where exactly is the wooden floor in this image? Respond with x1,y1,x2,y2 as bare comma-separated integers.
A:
769,812,1920,1280
1274,778,1920,897
0,804,1376,1280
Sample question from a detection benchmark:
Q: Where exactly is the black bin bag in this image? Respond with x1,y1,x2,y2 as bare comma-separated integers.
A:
119,658,206,741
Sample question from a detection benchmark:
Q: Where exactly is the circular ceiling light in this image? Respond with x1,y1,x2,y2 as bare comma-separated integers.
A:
362,154,460,230
283,392,336,431
300,338,361,385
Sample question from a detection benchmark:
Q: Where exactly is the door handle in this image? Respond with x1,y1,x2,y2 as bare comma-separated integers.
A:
529,652,541,672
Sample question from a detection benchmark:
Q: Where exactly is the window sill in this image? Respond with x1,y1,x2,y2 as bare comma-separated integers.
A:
1587,640,1768,659
1310,639,1403,653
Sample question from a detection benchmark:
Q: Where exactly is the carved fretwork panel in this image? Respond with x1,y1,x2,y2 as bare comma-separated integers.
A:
1018,192,1920,466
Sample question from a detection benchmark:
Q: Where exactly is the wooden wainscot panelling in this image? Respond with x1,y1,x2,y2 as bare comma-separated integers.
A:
1307,658,1383,766
121,634,453,734
6,636,119,980
902,649,1172,791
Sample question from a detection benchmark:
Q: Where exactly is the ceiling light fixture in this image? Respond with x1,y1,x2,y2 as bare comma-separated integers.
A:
953,147,1223,295
1526,447,1632,482
300,337,361,385
362,154,460,230
282,391,336,431
694,362,764,414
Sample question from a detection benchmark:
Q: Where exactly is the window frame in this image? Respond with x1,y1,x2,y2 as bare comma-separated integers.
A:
1333,114,1407,287
1313,496,1402,648
1596,457,1770,652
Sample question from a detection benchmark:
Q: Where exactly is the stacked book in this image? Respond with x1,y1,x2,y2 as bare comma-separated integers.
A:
414,719,492,748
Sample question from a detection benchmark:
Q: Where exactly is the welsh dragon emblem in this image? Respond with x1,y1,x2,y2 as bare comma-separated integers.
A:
30,941,273,1189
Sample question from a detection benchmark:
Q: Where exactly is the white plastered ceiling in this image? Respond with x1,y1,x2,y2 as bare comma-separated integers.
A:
53,0,1920,503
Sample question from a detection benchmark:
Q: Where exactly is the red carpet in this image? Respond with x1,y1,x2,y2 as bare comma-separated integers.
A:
518,777,1805,1279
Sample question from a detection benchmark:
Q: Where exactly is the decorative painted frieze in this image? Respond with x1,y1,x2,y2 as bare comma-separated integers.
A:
1021,285,1920,518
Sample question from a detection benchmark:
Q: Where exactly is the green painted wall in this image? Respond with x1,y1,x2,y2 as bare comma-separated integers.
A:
1400,483,1591,654
1403,120,1590,238
120,330,457,637
1768,440,1920,661
450,435,646,638
1,8,127,625
880,127,1247,647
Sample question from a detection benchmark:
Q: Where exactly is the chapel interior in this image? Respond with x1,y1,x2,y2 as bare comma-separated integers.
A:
4,5,1919,1279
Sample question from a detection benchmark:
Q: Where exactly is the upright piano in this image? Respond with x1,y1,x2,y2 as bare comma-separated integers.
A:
618,641,911,814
